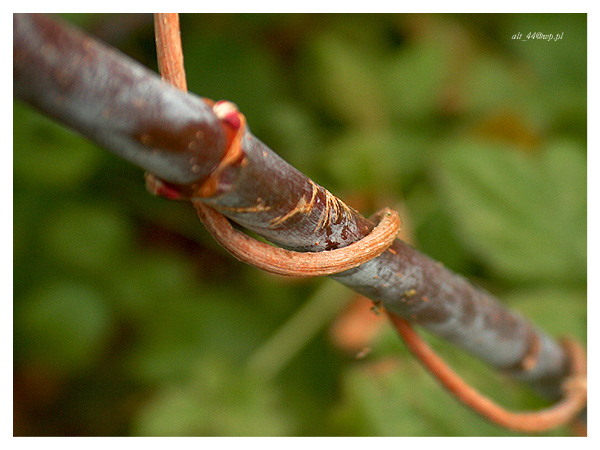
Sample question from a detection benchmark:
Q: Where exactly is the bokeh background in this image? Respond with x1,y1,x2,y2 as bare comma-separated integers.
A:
13,13,586,436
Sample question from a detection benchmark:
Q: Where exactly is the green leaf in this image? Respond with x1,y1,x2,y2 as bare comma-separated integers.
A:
132,358,294,436
461,55,532,116
182,31,285,131
415,207,472,275
435,140,586,283
259,100,323,174
113,251,268,383
324,128,428,193
13,102,103,191
41,202,134,277
384,36,450,121
299,32,386,127
331,358,519,436
16,281,113,375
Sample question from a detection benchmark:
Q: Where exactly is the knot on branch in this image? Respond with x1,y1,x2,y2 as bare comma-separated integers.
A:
144,99,247,201
195,100,247,198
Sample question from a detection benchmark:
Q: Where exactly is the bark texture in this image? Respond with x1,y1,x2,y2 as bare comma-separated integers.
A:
13,13,226,185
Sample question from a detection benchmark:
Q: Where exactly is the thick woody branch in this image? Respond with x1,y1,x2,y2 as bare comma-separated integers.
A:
13,13,226,185
13,13,576,404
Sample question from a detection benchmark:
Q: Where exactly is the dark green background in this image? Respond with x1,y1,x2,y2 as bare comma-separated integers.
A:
14,13,586,436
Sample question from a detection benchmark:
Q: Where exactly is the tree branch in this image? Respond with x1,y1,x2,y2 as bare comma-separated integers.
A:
13,13,583,410
13,13,226,185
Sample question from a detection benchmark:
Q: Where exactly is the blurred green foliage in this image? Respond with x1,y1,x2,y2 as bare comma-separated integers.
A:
13,13,586,436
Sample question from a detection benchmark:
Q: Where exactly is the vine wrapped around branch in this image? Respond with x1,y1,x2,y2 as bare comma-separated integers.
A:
13,13,586,432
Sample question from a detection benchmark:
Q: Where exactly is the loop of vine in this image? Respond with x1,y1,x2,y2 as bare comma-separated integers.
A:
151,13,586,434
